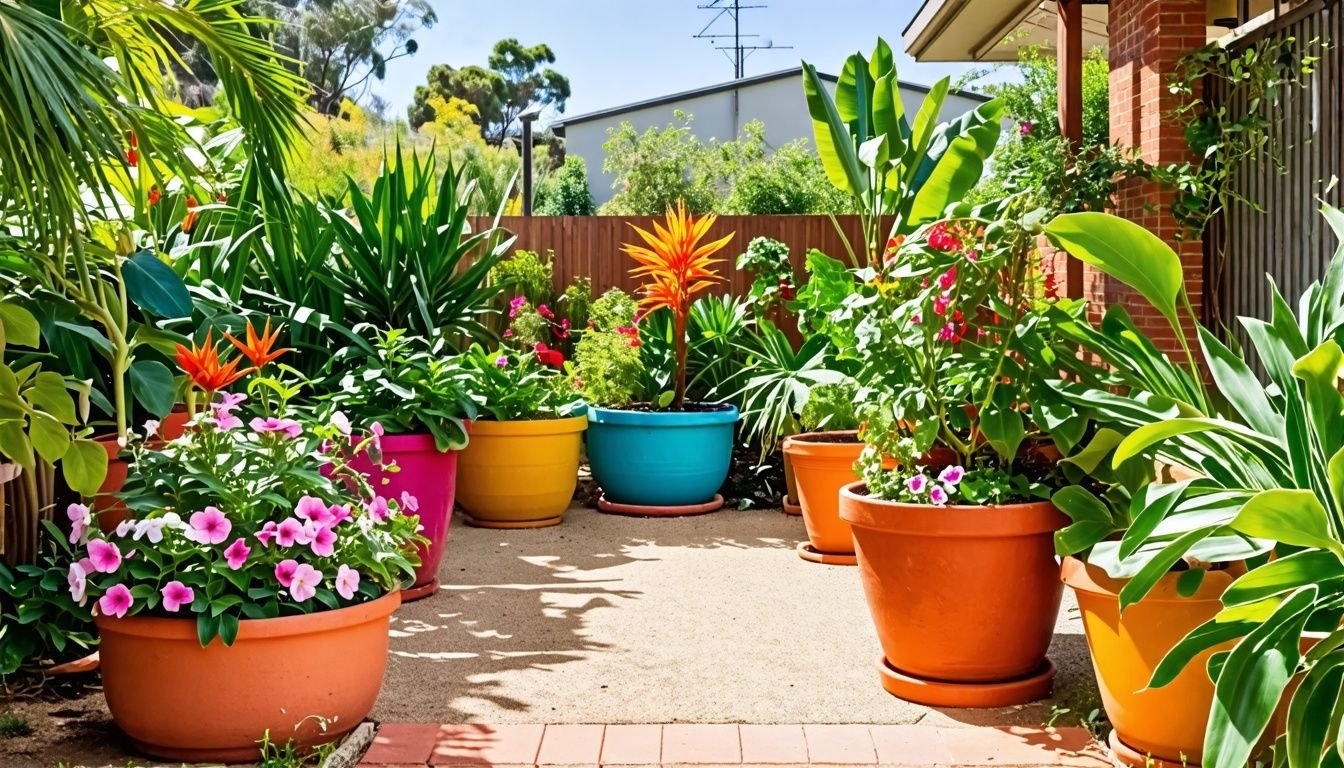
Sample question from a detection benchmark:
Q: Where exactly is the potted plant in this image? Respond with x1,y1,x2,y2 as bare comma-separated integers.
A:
324,327,475,601
581,202,739,515
456,344,586,528
783,380,864,564
60,336,420,762
1035,208,1344,768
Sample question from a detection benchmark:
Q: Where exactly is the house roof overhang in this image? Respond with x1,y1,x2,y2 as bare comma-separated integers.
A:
903,0,1110,62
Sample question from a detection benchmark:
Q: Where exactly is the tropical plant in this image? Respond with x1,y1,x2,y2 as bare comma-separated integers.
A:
621,202,733,409
322,328,477,451
800,380,860,433
733,323,845,462
461,345,580,421
802,38,1003,266
637,296,752,406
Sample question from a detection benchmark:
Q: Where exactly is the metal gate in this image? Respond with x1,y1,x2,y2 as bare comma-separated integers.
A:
1206,0,1343,352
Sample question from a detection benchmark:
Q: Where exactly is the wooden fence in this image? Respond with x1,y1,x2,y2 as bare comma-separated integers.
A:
470,215,878,295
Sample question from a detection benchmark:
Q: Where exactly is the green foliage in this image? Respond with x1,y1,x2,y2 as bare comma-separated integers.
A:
737,237,795,313
461,345,579,421
734,325,846,462
506,300,550,348
491,250,555,306
323,328,477,451
570,327,644,408
800,380,859,432
0,554,98,676
723,140,852,215
599,111,729,215
588,289,639,333
0,712,31,738
536,156,596,215
409,38,571,142
559,278,593,331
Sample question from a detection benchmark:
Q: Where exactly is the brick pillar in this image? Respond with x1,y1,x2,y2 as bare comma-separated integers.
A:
1104,0,1207,354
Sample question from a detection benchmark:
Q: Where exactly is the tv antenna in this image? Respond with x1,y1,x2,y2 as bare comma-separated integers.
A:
693,0,792,79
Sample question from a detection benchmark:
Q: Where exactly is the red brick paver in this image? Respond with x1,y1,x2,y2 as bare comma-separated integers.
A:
359,723,1105,768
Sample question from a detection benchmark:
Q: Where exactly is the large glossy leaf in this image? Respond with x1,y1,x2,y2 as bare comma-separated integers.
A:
62,437,108,496
1223,550,1344,606
1113,417,1280,469
803,61,865,196
1199,326,1283,439
905,98,1003,227
1118,525,1220,610
128,359,176,418
1151,619,1255,688
122,250,193,319
1044,213,1184,329
0,301,40,349
1285,653,1344,768
1231,489,1343,556
1119,479,1201,559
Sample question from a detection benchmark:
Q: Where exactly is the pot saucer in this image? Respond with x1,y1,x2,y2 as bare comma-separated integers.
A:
877,656,1055,707
597,493,724,517
463,513,564,529
1107,730,1198,768
782,496,802,516
401,577,441,602
796,541,857,565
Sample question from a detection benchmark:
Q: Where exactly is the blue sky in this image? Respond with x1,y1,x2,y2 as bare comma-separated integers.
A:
367,1,998,123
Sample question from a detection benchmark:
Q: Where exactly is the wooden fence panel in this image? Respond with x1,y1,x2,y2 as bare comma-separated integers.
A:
471,214,877,297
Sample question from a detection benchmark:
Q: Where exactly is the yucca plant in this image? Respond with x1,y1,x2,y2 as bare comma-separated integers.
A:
622,201,733,409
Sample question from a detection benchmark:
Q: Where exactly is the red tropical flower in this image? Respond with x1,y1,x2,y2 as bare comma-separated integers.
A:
148,185,161,206
182,195,199,234
175,330,249,392
533,342,565,368
127,133,139,167
224,318,291,369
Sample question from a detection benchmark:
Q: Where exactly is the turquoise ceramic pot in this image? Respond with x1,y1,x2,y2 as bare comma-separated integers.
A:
586,404,739,507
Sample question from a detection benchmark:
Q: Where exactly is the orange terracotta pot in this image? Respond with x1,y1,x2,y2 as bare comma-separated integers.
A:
1062,557,1240,768
95,590,401,762
94,437,129,534
839,482,1066,705
159,406,191,441
781,443,801,514
785,431,864,557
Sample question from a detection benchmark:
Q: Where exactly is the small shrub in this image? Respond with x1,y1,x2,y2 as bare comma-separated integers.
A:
570,328,643,407
559,277,592,331
587,288,638,332
800,381,860,432
491,249,555,306
725,140,852,214
536,156,595,215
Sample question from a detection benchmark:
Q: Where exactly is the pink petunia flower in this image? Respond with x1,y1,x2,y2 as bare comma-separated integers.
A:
364,496,390,521
495,355,509,368
906,474,929,495
217,392,247,409
275,559,299,588
255,520,279,547
275,517,306,547
98,584,133,619
115,518,136,538
295,495,333,526
87,539,123,573
508,295,526,318
400,491,419,514
929,485,950,506
288,564,322,602
223,538,251,570
160,580,194,612
308,524,337,558
186,507,232,545
67,503,91,545
327,504,352,526
67,562,88,605
208,408,244,432
938,465,965,486
335,564,360,600
250,416,302,439
133,513,179,544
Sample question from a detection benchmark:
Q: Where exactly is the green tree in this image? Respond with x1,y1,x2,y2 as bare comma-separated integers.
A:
409,38,571,143
725,139,852,214
599,111,740,215
536,156,595,215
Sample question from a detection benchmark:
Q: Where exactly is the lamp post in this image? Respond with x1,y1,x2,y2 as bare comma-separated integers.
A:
519,104,544,217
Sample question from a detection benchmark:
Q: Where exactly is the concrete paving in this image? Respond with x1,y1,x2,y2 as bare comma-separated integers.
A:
372,505,1099,728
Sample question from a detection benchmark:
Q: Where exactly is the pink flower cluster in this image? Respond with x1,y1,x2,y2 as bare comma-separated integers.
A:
905,465,966,507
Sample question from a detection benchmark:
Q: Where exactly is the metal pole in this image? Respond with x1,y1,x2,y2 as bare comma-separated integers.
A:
522,117,534,217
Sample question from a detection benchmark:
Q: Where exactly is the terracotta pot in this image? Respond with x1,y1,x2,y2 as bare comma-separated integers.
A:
94,437,129,534
1063,557,1239,767
839,482,1066,705
96,590,400,762
349,433,459,601
457,415,586,528
785,431,863,557
781,443,801,514
158,406,192,441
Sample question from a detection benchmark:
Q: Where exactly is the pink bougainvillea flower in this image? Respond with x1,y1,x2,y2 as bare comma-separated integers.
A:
400,491,419,514
275,517,306,547
906,474,929,495
308,523,337,558
186,506,232,545
275,559,299,588
288,564,322,602
87,539,123,574
928,222,961,253
928,485,950,506
224,538,251,570
250,416,302,439
67,503,91,545
363,496,390,522
98,584,133,619
295,495,333,525
938,465,965,486
335,564,360,600
161,581,195,612
255,520,279,547
554,317,571,339
67,562,88,605
937,266,958,291
933,293,951,317
331,410,352,436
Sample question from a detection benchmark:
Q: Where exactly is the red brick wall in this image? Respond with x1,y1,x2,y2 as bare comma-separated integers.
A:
1105,0,1207,352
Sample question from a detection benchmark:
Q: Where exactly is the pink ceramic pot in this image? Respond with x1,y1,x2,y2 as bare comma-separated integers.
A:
349,433,460,602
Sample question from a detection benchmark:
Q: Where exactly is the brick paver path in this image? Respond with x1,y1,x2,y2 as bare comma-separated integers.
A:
358,722,1109,767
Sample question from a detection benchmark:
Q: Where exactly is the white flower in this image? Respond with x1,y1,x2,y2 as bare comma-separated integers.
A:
143,419,160,438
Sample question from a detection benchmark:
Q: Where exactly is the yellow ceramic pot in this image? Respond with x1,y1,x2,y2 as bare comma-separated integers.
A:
457,415,587,528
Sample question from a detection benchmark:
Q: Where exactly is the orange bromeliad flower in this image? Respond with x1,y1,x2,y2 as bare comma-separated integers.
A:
174,329,250,393
225,318,292,368
622,201,733,408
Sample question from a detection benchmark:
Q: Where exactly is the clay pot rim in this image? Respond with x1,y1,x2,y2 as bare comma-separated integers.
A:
94,589,401,641
784,430,865,459
838,481,1066,536
469,413,588,437
587,403,739,427
362,431,466,453
1061,555,1242,603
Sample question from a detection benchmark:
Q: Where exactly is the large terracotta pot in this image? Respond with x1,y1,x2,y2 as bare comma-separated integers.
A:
457,415,586,528
350,433,459,601
94,437,129,534
785,431,863,563
781,444,801,515
839,482,1066,706
1063,557,1239,768
96,590,400,762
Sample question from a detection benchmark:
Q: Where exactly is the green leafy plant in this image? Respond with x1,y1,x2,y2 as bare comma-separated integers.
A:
569,325,643,408
323,328,477,451
491,250,555,308
461,345,579,421
536,155,596,215
734,323,845,463
800,380,859,433
737,237,796,314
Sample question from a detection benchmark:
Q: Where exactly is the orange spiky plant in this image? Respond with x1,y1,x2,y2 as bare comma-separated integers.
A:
622,201,733,409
